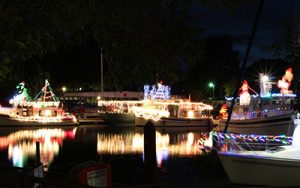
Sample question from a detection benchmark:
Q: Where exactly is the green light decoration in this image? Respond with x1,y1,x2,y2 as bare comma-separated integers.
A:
16,81,31,101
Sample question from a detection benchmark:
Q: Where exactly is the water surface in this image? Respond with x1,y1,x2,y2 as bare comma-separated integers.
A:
0,125,232,187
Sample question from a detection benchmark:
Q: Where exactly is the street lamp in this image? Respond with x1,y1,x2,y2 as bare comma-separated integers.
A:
61,87,66,110
208,82,215,99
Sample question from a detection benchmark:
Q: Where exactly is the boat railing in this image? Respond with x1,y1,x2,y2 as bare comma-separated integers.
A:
214,132,292,153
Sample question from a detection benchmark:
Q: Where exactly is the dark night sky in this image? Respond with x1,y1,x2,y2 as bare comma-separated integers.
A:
190,0,300,64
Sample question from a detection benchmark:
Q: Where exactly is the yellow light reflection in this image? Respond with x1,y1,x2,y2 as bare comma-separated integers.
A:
1,128,76,171
97,131,210,167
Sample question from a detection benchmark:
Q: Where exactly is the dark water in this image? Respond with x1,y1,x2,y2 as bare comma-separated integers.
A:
0,125,233,187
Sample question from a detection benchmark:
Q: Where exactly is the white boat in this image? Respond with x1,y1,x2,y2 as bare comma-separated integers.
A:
132,99,214,127
218,114,300,186
216,70,296,136
0,80,78,126
219,146,300,186
216,93,296,135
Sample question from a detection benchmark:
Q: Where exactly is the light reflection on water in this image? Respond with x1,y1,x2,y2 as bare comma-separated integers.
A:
0,128,76,170
0,126,212,171
97,129,212,167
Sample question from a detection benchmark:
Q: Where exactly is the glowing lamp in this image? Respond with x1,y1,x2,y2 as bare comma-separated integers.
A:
61,87,66,92
44,109,52,117
208,82,215,99
261,75,269,82
187,110,194,118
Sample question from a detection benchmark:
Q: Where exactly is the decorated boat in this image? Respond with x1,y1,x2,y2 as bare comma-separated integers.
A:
132,99,214,127
97,100,143,125
0,80,78,126
131,82,214,127
216,68,296,136
216,113,300,187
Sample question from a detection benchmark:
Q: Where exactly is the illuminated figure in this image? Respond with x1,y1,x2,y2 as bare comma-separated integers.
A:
9,81,31,106
16,81,31,101
219,103,228,119
239,80,251,105
277,67,293,94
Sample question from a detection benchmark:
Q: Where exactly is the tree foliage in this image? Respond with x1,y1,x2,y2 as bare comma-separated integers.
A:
0,0,252,100
262,17,300,92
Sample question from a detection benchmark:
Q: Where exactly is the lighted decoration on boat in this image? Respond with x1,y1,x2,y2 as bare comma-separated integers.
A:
277,67,293,94
239,80,251,105
144,82,171,100
218,103,228,119
34,79,59,102
7,79,77,123
214,132,292,145
9,81,31,106
132,100,213,122
259,74,272,96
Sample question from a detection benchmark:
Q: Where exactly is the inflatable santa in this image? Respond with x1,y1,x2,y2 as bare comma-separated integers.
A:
239,80,251,105
277,67,293,94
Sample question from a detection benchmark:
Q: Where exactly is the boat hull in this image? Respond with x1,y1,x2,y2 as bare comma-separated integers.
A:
135,116,215,128
216,113,294,135
0,116,78,127
98,113,135,125
219,152,300,186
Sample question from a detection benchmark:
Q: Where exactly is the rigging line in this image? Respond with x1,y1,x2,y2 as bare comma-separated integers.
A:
224,0,265,133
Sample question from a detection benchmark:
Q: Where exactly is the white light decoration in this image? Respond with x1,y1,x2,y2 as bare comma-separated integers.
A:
187,110,194,118
144,83,171,100
131,100,213,122
44,109,52,117
259,73,272,96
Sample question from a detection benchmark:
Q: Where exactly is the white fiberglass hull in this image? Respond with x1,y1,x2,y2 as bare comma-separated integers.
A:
216,113,294,135
219,146,300,186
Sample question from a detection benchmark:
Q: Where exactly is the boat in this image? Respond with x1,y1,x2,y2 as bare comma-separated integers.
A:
216,69,296,135
96,82,170,126
97,100,143,125
217,113,300,186
132,99,214,128
0,80,78,126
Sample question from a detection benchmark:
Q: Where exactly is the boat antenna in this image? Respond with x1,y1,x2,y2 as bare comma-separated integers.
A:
224,0,264,133
101,47,104,96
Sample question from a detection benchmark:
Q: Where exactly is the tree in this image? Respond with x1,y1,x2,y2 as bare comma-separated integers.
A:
184,36,240,100
263,17,300,93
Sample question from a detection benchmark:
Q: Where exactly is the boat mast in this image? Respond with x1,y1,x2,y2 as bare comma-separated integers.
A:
224,0,264,133
101,48,104,96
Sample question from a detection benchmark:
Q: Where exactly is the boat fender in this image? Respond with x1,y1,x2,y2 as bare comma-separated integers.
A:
80,113,86,119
